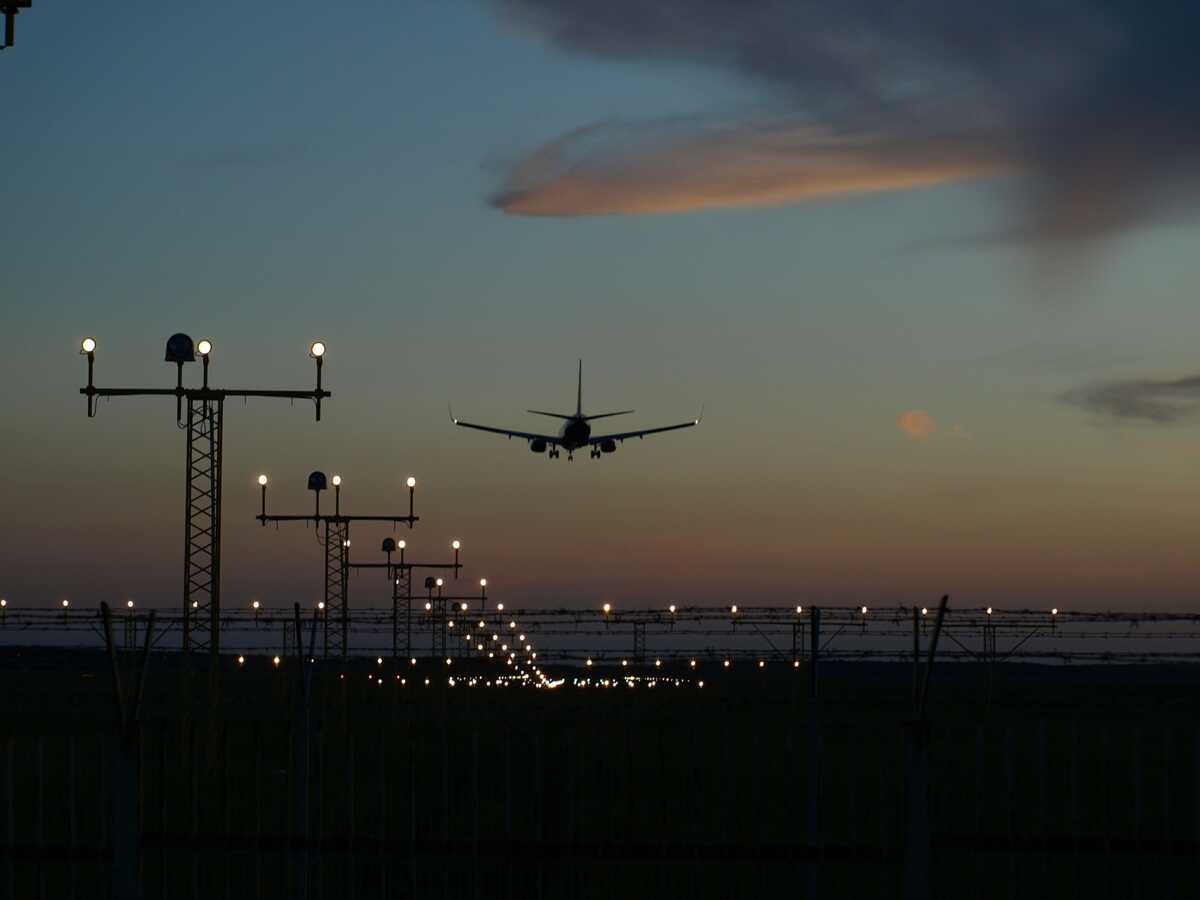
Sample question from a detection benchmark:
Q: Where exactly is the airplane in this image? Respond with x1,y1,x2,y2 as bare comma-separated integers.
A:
451,361,700,461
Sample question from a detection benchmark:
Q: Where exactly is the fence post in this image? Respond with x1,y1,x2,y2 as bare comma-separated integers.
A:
904,595,948,900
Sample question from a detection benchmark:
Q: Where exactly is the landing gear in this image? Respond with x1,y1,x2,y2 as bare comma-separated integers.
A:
590,448,600,459
549,448,560,459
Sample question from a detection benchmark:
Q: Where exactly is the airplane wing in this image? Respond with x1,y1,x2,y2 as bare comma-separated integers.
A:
451,413,560,445
588,416,700,445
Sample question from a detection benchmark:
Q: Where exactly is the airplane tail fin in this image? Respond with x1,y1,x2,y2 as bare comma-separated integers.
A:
576,359,583,417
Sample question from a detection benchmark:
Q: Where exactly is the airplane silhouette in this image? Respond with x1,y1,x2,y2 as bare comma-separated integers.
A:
451,361,700,461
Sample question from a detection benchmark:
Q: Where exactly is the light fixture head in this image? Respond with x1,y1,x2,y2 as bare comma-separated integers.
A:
257,474,268,486
452,539,461,550
406,476,417,489
479,578,487,587
331,474,342,487
164,333,195,363
309,340,326,358
80,337,96,354
397,539,406,550
197,339,212,356
436,578,444,587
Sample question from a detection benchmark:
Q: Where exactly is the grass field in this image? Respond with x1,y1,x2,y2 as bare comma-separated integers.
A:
1,649,1198,898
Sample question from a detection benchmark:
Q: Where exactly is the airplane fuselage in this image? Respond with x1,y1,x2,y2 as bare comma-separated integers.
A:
559,417,591,450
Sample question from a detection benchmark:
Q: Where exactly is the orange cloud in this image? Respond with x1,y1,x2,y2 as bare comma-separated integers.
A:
493,119,1008,217
897,410,936,440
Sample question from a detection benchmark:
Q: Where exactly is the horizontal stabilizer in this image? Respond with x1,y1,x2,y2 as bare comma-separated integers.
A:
527,409,576,420
582,410,635,421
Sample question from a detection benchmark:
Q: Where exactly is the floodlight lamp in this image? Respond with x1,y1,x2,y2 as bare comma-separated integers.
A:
309,341,326,358
257,474,268,486
669,604,676,613
406,476,417,489
80,337,96,354
460,602,468,611
602,603,612,614
252,600,260,609
0,599,6,608
397,540,406,550
436,578,444,587
452,539,461,550
126,600,134,609
331,474,342,487
62,599,69,608
318,601,325,610
196,339,212,356
479,578,487,587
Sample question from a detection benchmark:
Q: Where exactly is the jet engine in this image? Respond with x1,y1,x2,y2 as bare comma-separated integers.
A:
600,440,617,454
530,439,547,453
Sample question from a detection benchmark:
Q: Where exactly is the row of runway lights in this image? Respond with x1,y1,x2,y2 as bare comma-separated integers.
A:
0,600,1066,617
229,653,862,690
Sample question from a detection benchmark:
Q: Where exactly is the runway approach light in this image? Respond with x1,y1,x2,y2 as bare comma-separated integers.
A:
309,341,326,358
602,603,612,614
406,476,417,488
452,540,461,550
332,475,342,487
480,578,487,588
436,578,444,587
197,339,212,356
257,474,268,486
80,337,96,354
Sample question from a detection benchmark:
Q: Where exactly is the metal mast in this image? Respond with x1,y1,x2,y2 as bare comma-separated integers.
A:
78,334,329,664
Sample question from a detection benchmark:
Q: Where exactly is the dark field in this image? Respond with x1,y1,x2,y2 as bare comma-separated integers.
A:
2,649,1198,898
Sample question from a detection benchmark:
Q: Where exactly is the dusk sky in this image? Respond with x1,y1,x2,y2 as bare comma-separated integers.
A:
6,2,1200,612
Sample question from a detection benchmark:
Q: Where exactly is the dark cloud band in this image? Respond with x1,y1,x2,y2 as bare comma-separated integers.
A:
1062,375,1200,425
490,1,1200,248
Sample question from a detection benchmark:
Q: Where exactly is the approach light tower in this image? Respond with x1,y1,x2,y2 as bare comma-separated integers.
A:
78,334,330,661
256,471,417,658
347,538,475,659
1,2,32,50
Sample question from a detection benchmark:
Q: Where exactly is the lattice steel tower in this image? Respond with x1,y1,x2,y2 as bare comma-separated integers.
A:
257,472,418,659
79,334,329,662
